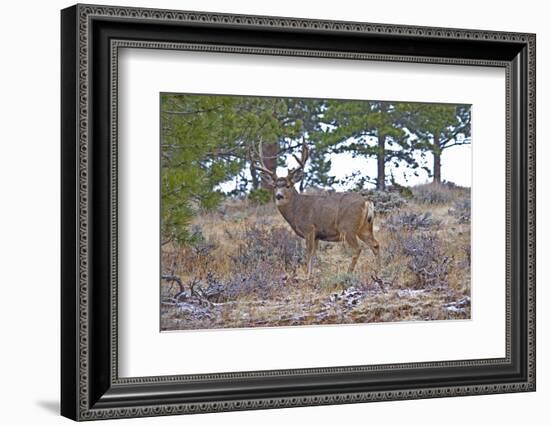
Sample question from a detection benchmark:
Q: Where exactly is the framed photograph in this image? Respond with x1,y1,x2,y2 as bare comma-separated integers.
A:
61,4,536,421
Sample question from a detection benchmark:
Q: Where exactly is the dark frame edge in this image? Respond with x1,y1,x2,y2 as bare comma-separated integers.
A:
61,4,79,422
509,37,536,391
61,4,536,421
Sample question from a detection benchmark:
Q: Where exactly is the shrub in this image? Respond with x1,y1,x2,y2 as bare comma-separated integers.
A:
218,264,285,301
401,234,452,288
385,211,441,231
412,182,456,204
320,272,362,291
386,182,413,198
360,189,406,214
238,225,304,271
448,197,471,223
248,188,272,205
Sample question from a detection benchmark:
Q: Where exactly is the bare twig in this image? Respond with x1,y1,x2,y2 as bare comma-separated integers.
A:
161,274,184,293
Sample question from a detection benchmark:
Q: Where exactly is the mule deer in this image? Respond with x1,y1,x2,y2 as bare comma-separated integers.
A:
253,141,380,276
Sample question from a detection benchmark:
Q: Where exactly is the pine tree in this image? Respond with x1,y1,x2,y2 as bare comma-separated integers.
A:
317,100,417,190
403,103,471,183
160,94,323,245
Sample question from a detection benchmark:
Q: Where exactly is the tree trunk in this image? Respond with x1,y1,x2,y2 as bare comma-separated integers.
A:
250,163,259,190
433,134,441,183
261,140,278,189
376,134,386,191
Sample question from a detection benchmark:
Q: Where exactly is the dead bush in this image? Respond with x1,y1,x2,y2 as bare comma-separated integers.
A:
164,266,286,305
412,182,457,204
360,189,406,214
320,272,362,292
449,197,471,223
238,225,305,271
385,211,441,231
221,263,287,300
401,234,452,288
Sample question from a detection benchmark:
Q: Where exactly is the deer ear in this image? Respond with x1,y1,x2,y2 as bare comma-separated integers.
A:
289,168,304,183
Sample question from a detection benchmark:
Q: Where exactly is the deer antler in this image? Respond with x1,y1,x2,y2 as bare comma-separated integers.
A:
251,139,277,178
288,138,309,181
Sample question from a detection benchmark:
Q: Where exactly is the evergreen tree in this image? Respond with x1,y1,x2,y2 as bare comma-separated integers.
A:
404,103,471,183
160,94,322,244
160,94,242,244
317,100,417,190
160,94,471,247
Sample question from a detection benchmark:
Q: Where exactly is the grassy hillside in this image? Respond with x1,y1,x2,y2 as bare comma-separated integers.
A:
161,182,471,331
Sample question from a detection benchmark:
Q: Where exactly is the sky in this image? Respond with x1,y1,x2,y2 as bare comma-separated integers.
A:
324,143,472,190
219,137,472,193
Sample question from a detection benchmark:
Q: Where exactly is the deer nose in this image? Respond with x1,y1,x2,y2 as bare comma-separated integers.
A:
276,193,284,200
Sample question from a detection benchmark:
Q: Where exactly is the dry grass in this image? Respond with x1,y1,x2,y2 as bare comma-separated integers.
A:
161,184,471,331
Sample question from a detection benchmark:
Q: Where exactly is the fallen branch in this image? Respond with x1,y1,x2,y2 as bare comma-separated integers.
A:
161,274,184,292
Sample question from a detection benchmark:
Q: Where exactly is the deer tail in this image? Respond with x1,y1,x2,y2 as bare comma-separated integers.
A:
358,200,375,230
365,200,375,224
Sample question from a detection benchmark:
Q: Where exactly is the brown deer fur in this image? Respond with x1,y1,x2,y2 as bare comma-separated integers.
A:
253,141,379,276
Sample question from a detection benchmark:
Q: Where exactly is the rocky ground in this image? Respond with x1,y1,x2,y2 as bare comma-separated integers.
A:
160,182,471,331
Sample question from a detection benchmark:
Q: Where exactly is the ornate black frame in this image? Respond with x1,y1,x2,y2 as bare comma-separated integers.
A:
61,3,536,421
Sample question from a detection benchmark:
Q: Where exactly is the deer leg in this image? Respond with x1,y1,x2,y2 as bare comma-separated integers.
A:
345,234,362,273
359,231,380,258
305,227,317,278
359,231,381,270
308,239,318,277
